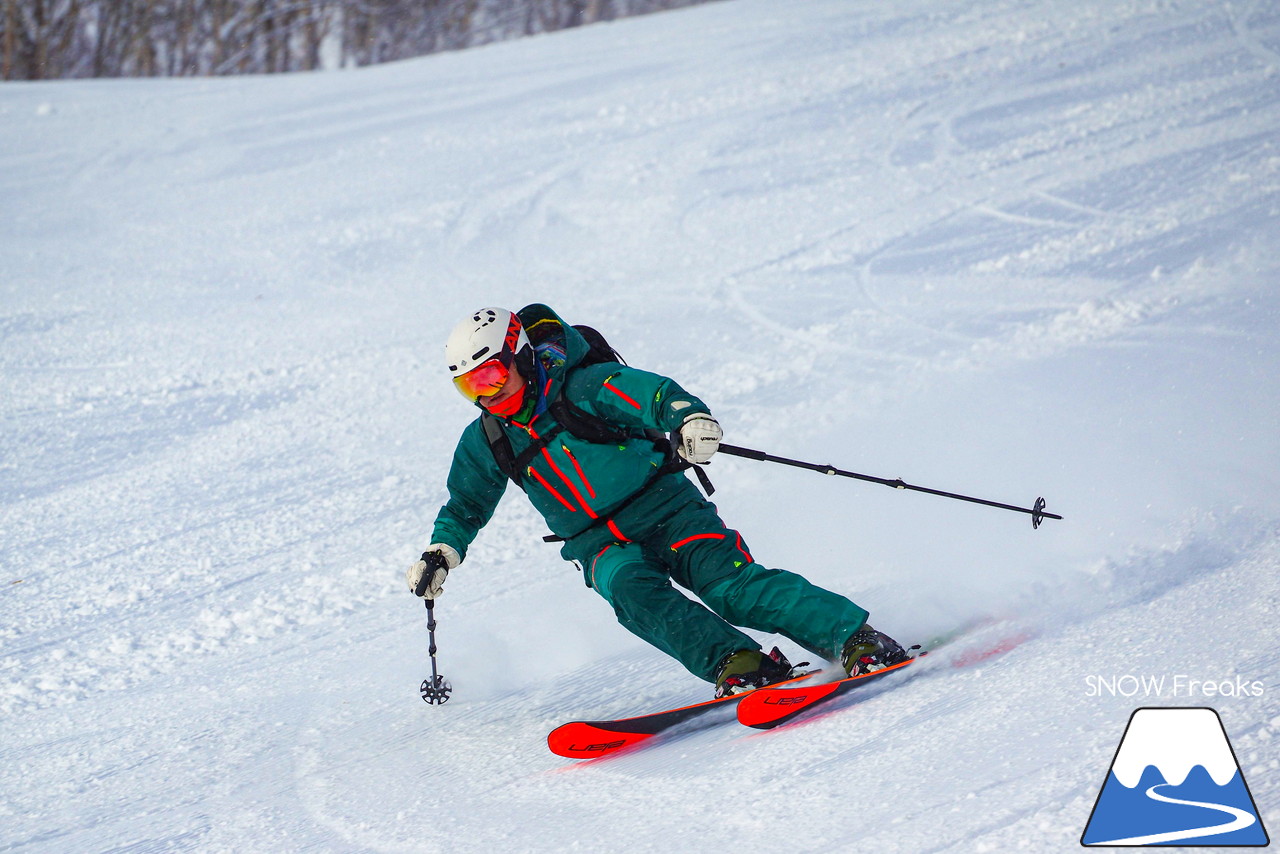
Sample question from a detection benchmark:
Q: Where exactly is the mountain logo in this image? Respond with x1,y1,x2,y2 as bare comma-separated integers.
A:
1082,707,1270,847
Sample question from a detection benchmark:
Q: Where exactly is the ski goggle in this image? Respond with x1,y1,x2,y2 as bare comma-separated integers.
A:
452,357,511,402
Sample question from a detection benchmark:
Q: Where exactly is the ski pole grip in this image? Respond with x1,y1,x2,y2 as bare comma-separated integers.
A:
719,443,767,461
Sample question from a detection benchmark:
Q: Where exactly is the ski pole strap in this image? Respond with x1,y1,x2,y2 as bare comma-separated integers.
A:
717,443,1062,528
687,463,715,496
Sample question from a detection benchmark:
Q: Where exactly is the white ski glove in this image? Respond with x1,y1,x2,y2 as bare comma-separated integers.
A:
676,414,722,464
407,544,461,599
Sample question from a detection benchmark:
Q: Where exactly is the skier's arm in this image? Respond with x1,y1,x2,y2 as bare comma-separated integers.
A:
575,364,713,434
430,420,508,563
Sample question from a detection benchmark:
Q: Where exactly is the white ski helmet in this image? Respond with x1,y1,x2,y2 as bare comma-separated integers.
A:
445,308,534,405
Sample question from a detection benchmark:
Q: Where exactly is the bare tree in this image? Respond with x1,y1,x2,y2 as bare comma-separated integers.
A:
1,0,720,80
2,0,82,79
3,0,16,78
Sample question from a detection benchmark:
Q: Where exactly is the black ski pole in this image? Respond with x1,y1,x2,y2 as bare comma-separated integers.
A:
718,443,1062,528
419,598,452,705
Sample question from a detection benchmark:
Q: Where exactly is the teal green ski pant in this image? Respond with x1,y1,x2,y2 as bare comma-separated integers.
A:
565,477,870,683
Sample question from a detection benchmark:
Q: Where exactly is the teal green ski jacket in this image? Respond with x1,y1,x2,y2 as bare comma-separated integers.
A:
432,304,711,562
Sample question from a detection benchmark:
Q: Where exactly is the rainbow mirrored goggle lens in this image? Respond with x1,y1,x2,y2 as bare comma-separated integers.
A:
452,357,511,402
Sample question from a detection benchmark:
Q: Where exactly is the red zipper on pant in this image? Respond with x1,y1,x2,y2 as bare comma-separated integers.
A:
589,543,613,588
668,531,753,563
670,532,725,550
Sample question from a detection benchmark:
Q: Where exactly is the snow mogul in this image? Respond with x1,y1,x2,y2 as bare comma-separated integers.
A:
408,305,909,697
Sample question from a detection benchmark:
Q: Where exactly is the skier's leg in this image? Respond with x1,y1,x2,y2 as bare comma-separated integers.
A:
585,541,759,682
663,511,869,662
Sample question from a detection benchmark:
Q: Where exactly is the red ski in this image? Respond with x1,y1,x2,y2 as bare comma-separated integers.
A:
548,671,815,759
736,657,919,729
736,623,1038,730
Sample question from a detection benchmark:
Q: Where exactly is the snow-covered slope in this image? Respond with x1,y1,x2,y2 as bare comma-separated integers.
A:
2,0,1278,850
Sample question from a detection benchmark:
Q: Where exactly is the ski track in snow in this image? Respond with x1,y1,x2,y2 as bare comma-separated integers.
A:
2,0,1279,851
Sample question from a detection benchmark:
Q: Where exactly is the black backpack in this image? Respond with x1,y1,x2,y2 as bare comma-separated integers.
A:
572,324,622,371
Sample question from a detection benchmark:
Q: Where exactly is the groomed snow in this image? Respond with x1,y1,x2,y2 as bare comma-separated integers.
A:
2,0,1278,851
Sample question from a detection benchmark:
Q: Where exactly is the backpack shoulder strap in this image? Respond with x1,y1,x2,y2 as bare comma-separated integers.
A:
480,413,520,483
548,394,630,445
481,411,568,486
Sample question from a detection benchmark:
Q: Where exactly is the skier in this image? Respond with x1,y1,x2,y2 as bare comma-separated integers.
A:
409,304,909,697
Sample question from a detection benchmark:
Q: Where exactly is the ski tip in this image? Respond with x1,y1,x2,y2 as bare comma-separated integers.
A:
737,680,843,729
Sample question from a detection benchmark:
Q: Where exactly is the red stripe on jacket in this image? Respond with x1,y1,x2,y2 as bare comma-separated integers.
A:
603,381,642,410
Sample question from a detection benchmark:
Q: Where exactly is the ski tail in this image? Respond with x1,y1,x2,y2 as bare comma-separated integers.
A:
736,656,917,729
735,620,1037,730
547,721,665,759
547,670,816,759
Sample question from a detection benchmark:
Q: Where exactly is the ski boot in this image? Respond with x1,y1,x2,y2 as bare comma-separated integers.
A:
714,646,802,698
840,626,911,677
